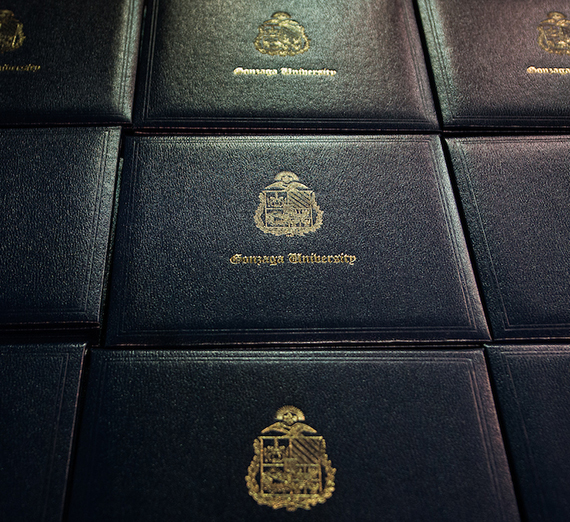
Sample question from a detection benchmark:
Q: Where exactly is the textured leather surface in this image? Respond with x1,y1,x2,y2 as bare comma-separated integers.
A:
418,0,570,128
486,345,570,522
0,0,143,124
134,0,438,130
0,343,85,522
447,136,570,340
68,349,519,522
0,128,120,330
105,135,488,345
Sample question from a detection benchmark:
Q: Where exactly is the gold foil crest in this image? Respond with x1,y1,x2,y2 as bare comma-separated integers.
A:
246,406,335,511
254,171,323,237
538,12,570,54
254,12,310,56
0,10,25,53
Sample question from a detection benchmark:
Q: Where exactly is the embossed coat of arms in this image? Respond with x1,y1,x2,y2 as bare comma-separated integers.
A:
538,11,570,54
0,10,25,53
254,171,323,237
246,406,335,511
254,12,310,56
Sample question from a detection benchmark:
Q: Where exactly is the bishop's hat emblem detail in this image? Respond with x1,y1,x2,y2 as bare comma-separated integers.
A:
538,12,570,54
254,171,323,237
246,406,335,511
254,12,310,56
0,10,25,53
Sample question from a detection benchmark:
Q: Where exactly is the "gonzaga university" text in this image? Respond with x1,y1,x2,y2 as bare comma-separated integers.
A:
230,253,356,266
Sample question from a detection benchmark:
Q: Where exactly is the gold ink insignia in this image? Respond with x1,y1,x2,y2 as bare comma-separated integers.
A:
254,171,323,237
0,10,25,54
538,12,570,54
254,12,310,56
246,406,335,511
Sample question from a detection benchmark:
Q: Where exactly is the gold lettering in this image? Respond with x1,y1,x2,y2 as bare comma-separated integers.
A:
0,63,41,72
232,253,355,266
527,66,570,74
280,67,337,76
289,253,300,264
234,67,278,76
235,67,337,77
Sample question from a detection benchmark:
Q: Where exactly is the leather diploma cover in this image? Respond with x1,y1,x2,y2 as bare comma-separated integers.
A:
68,349,518,521
106,135,488,345
134,0,437,129
418,0,570,128
0,128,120,331
0,1,143,124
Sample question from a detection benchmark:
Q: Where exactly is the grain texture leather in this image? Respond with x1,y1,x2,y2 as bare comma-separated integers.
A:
0,127,120,331
447,136,570,340
106,135,488,345
0,343,85,522
0,0,143,124
418,0,570,128
68,349,519,522
134,0,438,130
487,345,570,522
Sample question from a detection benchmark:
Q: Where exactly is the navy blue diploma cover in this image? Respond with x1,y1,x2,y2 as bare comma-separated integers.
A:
487,345,570,521
106,135,488,345
134,0,437,130
0,1,143,124
68,349,518,521
0,343,85,522
0,127,120,334
447,136,570,340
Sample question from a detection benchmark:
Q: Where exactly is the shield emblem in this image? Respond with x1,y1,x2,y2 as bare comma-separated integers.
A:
0,10,25,54
254,12,310,57
246,406,335,511
254,172,323,237
538,12,570,54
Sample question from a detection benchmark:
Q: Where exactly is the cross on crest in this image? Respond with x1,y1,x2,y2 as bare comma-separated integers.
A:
538,12,570,54
254,171,323,237
254,12,310,57
246,406,335,511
